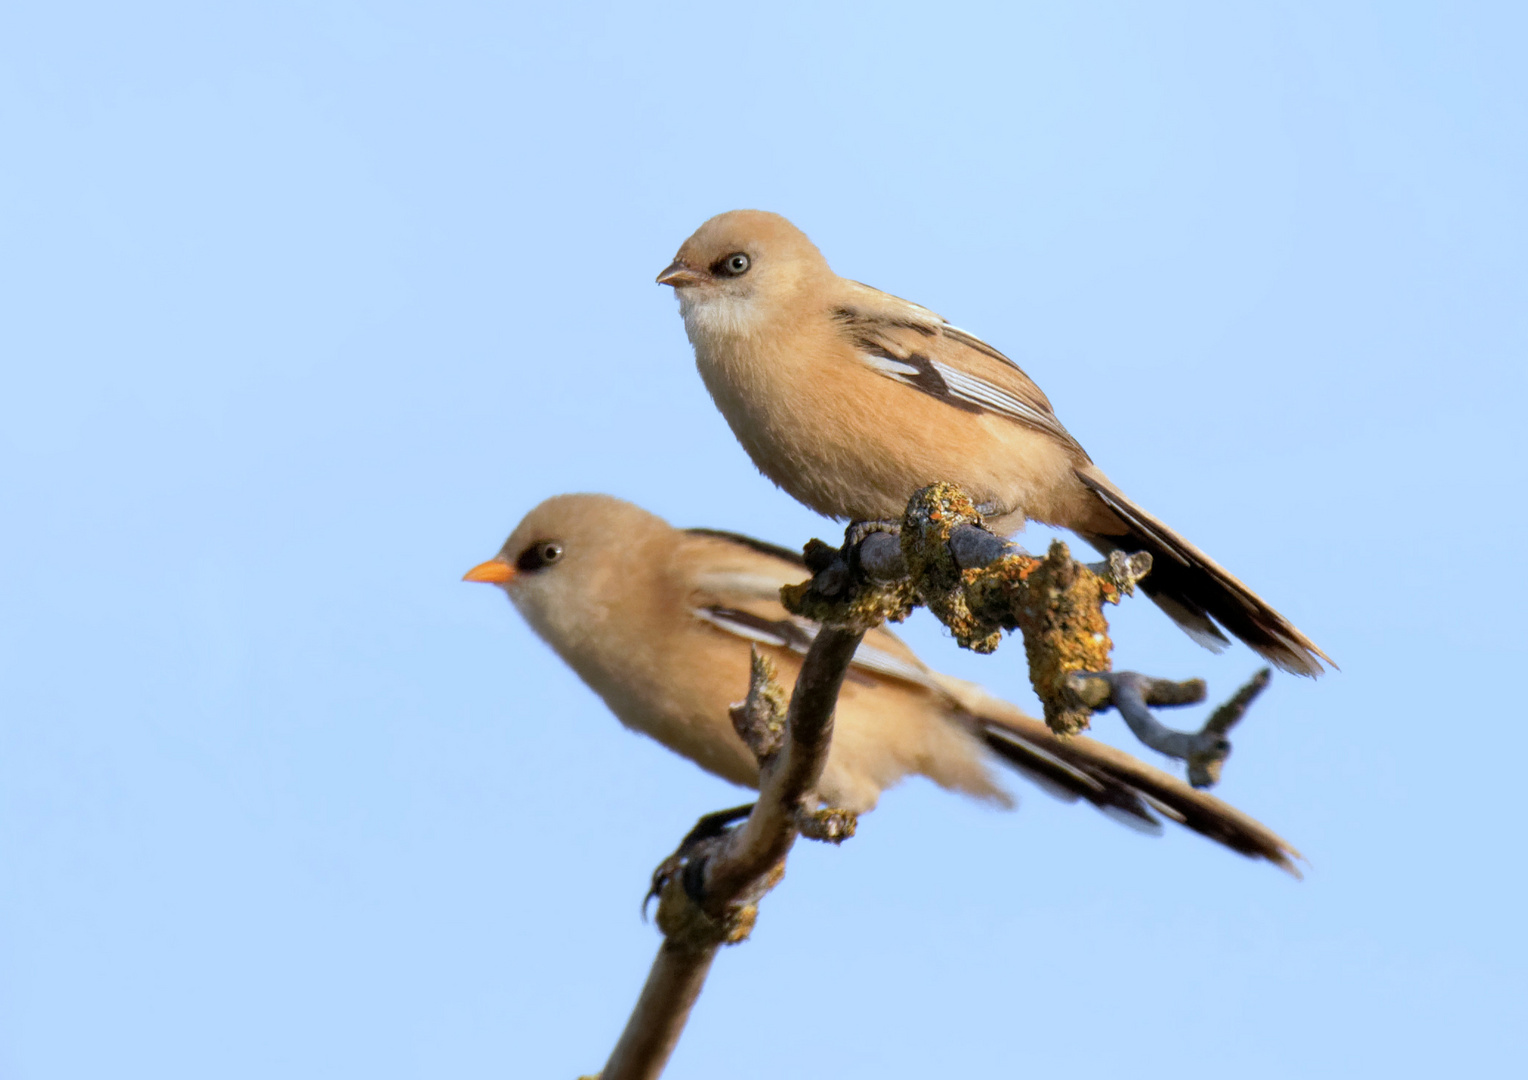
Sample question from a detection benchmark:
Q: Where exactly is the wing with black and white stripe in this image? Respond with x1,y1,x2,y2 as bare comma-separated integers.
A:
832,282,1088,456
692,605,938,690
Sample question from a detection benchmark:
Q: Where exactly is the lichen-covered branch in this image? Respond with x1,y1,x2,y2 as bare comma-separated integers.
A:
780,482,1272,783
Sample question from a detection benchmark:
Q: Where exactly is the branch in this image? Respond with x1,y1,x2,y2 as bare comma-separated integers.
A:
598,630,865,1080
1069,668,1272,788
703,630,863,901
595,945,716,1079
782,482,1274,786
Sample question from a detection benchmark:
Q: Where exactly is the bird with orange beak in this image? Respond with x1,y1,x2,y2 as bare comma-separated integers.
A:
464,493,1302,873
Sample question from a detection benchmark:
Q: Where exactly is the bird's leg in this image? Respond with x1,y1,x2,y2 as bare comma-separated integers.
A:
644,803,756,916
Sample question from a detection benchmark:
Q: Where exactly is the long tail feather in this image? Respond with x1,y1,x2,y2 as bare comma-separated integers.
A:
1074,467,1333,677
936,675,1304,876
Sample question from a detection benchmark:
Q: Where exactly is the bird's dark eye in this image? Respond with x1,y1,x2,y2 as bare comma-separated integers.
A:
516,540,564,572
714,252,751,277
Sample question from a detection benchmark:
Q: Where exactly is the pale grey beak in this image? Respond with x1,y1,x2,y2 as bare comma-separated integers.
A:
656,260,708,288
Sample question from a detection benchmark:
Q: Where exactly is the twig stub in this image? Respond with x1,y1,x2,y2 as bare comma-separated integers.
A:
729,648,789,761
797,806,858,843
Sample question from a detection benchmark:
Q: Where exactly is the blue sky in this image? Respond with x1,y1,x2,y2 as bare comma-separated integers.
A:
2,2,1524,1076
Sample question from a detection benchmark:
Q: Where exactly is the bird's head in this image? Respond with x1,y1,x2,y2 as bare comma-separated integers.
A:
463,493,668,655
657,210,830,340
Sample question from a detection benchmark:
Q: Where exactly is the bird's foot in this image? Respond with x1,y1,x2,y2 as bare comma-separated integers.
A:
799,520,904,597
843,520,905,583
844,518,901,549
946,522,1019,570
644,803,755,918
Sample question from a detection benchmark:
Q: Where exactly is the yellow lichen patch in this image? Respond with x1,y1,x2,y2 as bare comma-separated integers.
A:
895,484,1129,734
900,483,998,648
722,904,758,946
779,577,915,632
963,540,1117,736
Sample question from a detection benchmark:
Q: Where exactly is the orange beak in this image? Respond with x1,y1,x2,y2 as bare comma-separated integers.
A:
656,260,707,288
462,558,516,585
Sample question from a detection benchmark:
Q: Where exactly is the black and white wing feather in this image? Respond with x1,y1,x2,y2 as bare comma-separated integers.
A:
832,283,1088,456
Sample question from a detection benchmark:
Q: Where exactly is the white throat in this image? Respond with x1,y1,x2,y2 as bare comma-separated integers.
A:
677,289,764,344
